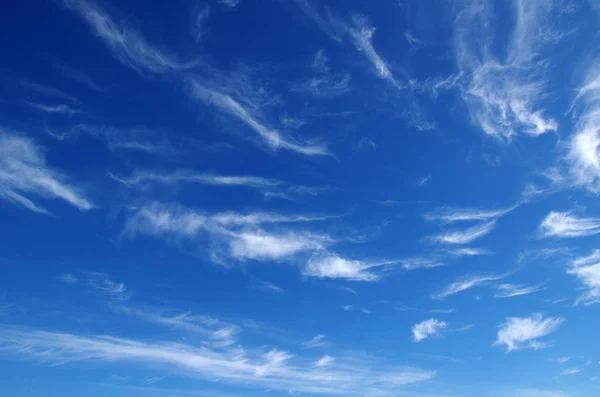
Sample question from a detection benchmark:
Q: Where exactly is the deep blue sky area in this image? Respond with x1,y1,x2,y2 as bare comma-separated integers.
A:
1,1,600,396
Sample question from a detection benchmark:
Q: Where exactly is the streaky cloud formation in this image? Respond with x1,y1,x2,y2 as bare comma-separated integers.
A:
291,74,352,98
0,131,93,214
190,80,329,156
61,0,192,74
112,170,282,189
567,61,600,192
424,206,514,224
567,249,600,305
539,211,600,238
302,334,327,348
454,0,560,139
429,220,496,245
291,0,341,42
494,283,545,298
495,313,564,352
412,319,447,342
0,327,435,395
314,354,335,367
24,101,83,116
432,274,505,300
304,253,382,281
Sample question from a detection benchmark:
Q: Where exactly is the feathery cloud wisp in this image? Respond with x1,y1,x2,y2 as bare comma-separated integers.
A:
539,211,600,238
568,250,600,305
61,0,191,74
0,327,435,395
0,132,93,214
454,0,560,139
304,253,382,281
432,274,504,300
314,354,335,367
112,170,282,189
302,334,327,349
190,81,329,156
424,206,514,224
495,313,564,352
412,319,447,342
494,283,545,298
429,220,496,245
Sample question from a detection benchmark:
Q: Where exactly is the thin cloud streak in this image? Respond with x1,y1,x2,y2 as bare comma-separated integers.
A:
0,131,93,214
190,81,329,156
429,220,496,245
568,250,600,305
432,274,505,300
539,211,600,238
0,327,435,395
494,284,545,298
61,0,193,74
495,313,564,352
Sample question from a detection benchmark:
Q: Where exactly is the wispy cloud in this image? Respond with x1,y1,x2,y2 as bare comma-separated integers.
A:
217,0,240,8
314,354,335,367
424,206,514,224
61,0,192,74
417,175,430,187
412,319,447,342
493,283,545,298
291,0,341,42
341,304,370,314
311,49,330,73
116,306,238,347
336,15,400,87
59,274,79,285
192,5,210,43
24,101,83,116
567,61,600,192
85,273,132,301
112,170,282,190
302,334,327,349
0,131,93,214
304,253,392,281
495,313,564,352
50,123,172,154
554,357,570,364
18,80,81,104
429,220,496,245
189,80,329,156
53,61,106,92
454,0,561,139
539,211,600,238
0,327,435,395
291,74,351,98
561,367,582,376
432,274,504,300
567,249,600,305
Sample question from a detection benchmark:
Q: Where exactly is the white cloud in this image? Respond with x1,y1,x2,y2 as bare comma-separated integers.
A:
494,283,545,298
217,0,239,8
85,273,132,301
229,230,325,261
495,313,564,352
0,327,435,395
0,131,93,214
291,0,341,42
339,15,400,87
430,221,496,245
61,0,191,74
555,357,570,364
341,305,370,314
314,354,335,367
59,274,79,285
412,319,447,342
454,0,560,139
311,49,330,73
398,257,446,271
432,274,504,300
112,170,282,189
190,80,329,156
539,211,600,238
192,5,210,43
291,74,351,98
561,367,582,376
304,253,382,281
567,249,600,305
302,334,327,348
417,175,430,187
424,206,513,224
566,62,600,192
444,248,491,257
24,101,83,116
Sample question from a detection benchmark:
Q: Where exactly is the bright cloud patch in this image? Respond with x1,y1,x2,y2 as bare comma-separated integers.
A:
539,211,600,238
495,313,564,352
412,319,447,342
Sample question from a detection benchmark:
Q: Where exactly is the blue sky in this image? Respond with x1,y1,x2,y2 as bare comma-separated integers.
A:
1,0,600,396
